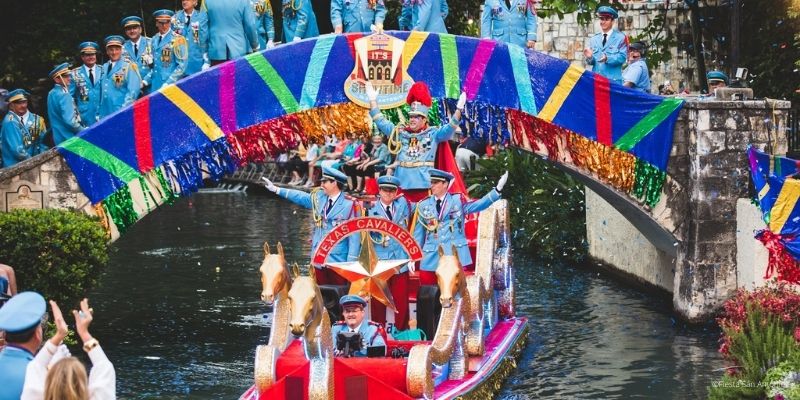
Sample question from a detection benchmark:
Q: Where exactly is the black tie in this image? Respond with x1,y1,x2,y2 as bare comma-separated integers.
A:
134,43,139,58
436,199,442,214
107,63,113,74
88,68,94,85
602,33,607,47
385,205,393,220
326,199,333,215
186,14,191,26
504,0,511,8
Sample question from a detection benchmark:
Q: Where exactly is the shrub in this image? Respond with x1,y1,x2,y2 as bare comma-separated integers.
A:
0,209,110,307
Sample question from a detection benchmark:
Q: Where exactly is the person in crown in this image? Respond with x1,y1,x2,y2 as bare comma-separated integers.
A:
262,166,360,285
173,0,210,75
147,10,188,91
73,42,103,126
47,63,83,145
412,168,508,285
367,80,466,203
99,35,141,118
583,5,627,84
365,175,412,329
331,295,385,357
120,16,154,95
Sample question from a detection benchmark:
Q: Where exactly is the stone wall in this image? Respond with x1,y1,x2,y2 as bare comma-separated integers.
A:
535,0,712,93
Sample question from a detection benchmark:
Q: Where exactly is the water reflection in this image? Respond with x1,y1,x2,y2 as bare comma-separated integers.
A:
89,194,722,399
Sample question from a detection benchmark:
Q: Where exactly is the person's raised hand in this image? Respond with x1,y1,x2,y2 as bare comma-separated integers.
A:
456,92,467,110
365,81,378,102
496,171,509,192
261,177,278,193
49,300,69,345
72,298,93,342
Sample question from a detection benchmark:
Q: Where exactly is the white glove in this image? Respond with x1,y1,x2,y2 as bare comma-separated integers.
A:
496,171,509,192
201,63,210,71
365,81,378,102
370,24,384,34
292,36,302,43
267,40,275,49
456,92,467,110
261,177,278,193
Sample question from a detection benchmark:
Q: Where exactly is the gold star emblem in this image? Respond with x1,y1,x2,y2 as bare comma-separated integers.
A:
326,232,409,312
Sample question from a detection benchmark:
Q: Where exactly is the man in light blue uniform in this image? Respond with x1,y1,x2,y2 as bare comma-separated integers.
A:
410,0,448,33
331,295,386,357
251,0,276,49
73,42,103,126
99,35,142,118
365,175,413,329
174,0,210,75
282,0,320,42
262,166,360,285
331,0,386,34
367,81,465,195
0,292,46,400
47,63,83,145
2,90,47,167
121,16,153,95
583,5,627,84
622,41,651,93
148,10,188,91
706,70,729,95
412,169,507,284
204,0,260,64
481,0,537,49
399,0,448,31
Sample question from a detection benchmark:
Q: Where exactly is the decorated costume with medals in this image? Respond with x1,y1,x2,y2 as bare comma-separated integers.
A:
370,82,460,191
73,42,103,125
173,9,209,75
412,170,501,272
47,64,83,146
121,17,154,94
99,37,142,118
1,106,47,167
150,30,188,90
282,0,320,42
251,0,275,49
330,0,387,33
480,0,538,48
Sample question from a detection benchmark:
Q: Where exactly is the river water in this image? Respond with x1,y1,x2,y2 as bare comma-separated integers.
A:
89,193,723,399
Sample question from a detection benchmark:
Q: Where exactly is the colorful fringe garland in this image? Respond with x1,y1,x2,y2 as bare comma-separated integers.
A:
757,229,800,284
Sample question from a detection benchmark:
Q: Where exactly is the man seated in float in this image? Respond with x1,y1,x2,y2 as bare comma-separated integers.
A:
412,168,508,285
332,295,386,358
365,175,412,330
366,80,467,203
262,167,360,285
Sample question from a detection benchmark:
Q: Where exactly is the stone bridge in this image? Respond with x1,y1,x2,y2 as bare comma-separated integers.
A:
0,32,790,321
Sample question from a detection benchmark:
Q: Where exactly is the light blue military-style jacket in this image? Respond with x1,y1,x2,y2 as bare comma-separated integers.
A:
622,58,651,93
413,189,500,271
1,111,46,167
48,85,82,145
282,0,320,41
173,9,209,75
99,58,142,118
149,30,188,91
585,29,627,84
122,37,154,94
410,0,448,33
370,109,459,190
331,0,387,33
0,346,35,400
72,65,103,126
204,0,260,60
331,319,386,357
275,187,360,266
366,195,412,271
480,0,537,47
250,0,275,48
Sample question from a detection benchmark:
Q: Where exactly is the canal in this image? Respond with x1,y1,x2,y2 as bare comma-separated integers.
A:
89,193,723,399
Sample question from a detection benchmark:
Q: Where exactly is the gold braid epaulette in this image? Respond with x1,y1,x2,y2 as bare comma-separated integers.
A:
387,126,403,155
310,187,323,226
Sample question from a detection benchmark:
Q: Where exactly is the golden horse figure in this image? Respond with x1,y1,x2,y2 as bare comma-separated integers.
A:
254,242,297,392
287,267,334,400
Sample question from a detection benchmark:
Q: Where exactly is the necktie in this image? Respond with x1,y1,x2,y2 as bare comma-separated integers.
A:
88,68,94,85
187,14,191,26
107,63,113,74
326,199,333,215
436,199,442,214
602,33,607,47
505,0,511,9
385,205,393,221
134,43,139,58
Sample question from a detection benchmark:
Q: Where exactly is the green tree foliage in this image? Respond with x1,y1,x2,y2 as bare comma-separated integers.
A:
0,209,110,307
465,149,587,263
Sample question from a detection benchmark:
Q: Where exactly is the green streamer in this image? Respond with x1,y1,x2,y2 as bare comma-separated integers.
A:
631,159,667,207
154,168,178,205
102,186,139,234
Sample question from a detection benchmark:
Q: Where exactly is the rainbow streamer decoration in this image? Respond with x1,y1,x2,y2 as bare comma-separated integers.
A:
57,32,683,233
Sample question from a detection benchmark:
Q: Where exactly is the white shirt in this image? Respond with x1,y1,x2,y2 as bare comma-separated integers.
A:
21,341,116,400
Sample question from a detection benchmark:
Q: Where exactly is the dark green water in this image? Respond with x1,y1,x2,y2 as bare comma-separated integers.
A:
89,194,723,399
